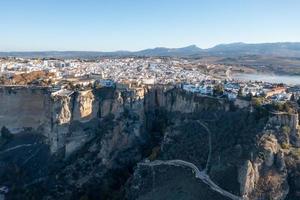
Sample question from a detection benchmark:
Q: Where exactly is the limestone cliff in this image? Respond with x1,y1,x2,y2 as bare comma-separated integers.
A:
73,90,97,122
50,93,73,153
144,87,229,113
237,109,300,200
238,134,289,200
0,86,119,154
0,86,51,133
1,85,300,200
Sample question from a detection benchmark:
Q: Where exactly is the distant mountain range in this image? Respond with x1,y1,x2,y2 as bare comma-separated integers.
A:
1,42,300,58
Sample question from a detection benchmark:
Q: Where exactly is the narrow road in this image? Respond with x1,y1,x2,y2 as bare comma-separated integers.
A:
140,159,242,200
225,67,232,81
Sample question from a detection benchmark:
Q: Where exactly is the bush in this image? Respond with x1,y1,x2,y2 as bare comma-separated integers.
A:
282,126,291,135
252,97,264,107
281,142,290,149
290,148,300,158
1,126,13,140
272,102,295,114
213,84,224,96
148,146,160,161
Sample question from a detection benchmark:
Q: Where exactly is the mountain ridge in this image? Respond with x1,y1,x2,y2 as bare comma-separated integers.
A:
2,42,300,58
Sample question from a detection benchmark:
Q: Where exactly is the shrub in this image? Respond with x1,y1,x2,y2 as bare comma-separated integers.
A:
252,97,263,107
281,142,290,149
282,126,291,135
148,146,160,161
1,126,13,140
213,84,224,96
290,147,300,158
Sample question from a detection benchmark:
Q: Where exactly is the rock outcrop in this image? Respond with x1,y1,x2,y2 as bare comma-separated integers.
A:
236,107,300,200
73,90,97,121
238,134,289,200
238,160,259,198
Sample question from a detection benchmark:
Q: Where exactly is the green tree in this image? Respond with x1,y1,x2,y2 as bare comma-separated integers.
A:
1,126,13,140
282,126,291,135
252,97,263,107
213,84,224,96
238,88,243,97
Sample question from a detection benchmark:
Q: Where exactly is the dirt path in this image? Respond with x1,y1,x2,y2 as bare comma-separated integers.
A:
140,159,242,200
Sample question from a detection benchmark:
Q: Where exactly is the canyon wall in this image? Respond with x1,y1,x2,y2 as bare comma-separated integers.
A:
0,86,52,134
237,110,300,200
1,85,300,200
0,86,106,154
269,112,299,131
144,86,229,113
269,112,300,147
0,85,229,154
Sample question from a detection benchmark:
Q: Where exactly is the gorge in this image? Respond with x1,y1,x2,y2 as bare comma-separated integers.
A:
0,85,300,200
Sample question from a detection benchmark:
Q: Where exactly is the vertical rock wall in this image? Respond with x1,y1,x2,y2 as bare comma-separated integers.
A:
0,86,52,133
0,86,235,156
144,87,228,113
238,132,290,200
269,113,299,131
50,94,74,153
72,90,98,122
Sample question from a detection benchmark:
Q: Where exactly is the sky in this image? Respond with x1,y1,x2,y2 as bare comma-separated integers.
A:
0,0,300,51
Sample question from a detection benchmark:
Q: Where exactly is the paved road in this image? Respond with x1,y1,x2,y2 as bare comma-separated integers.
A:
140,159,242,200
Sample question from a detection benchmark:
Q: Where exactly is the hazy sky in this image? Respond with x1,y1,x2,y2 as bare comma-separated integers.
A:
0,0,299,51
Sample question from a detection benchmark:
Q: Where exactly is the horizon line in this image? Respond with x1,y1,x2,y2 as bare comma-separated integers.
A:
1,41,300,53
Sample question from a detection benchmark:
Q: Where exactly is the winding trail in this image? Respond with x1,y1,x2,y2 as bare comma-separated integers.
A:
226,67,232,81
0,144,37,154
196,120,212,173
140,159,242,200
269,111,298,116
21,147,42,166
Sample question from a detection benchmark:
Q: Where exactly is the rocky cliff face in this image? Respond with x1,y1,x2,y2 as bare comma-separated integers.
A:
127,89,300,200
0,85,300,200
144,87,229,113
236,109,300,200
0,86,51,134
238,134,289,200
72,90,97,121
269,112,300,147
50,93,73,153
0,86,125,154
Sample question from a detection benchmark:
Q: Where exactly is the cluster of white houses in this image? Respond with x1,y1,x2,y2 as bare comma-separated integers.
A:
182,80,298,103
1,57,300,103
